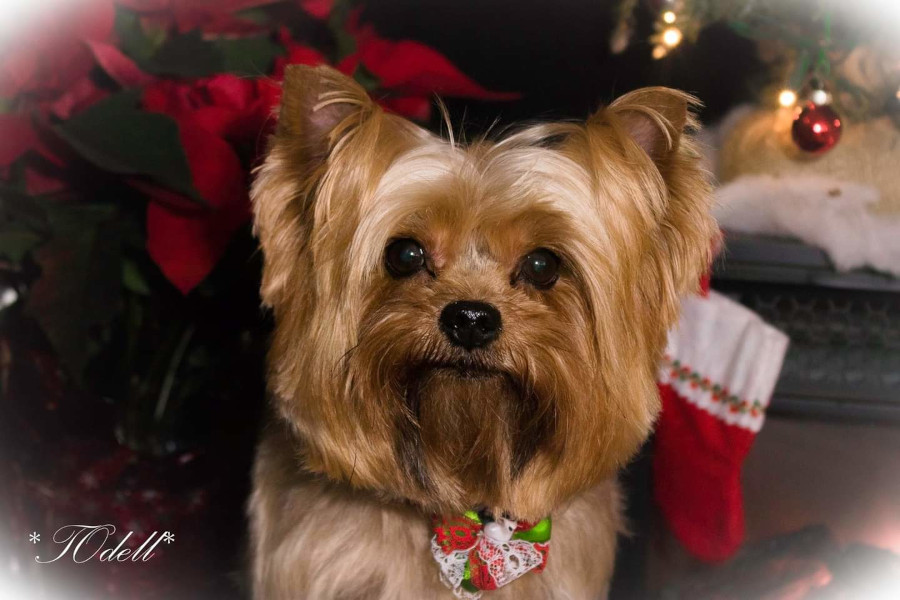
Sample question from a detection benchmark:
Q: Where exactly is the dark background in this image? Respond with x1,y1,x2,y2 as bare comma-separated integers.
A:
363,0,765,128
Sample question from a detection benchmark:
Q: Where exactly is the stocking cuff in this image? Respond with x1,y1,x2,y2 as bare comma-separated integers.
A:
658,291,789,433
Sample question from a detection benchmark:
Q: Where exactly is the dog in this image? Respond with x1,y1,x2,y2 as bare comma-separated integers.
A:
249,64,715,599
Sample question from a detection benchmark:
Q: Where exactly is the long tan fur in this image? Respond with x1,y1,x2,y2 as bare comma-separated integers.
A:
249,65,715,599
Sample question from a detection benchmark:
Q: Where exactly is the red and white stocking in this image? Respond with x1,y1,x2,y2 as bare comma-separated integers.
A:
654,290,789,562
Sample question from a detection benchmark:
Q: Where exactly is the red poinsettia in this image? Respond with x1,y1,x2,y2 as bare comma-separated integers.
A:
299,0,333,19
0,1,116,101
1,1,520,298
114,0,275,35
141,76,276,294
345,14,520,101
273,29,328,80
0,114,71,195
135,32,330,293
143,75,282,148
143,122,249,295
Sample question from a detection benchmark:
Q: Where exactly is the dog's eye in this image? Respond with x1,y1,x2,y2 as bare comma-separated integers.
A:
385,238,426,278
519,248,560,289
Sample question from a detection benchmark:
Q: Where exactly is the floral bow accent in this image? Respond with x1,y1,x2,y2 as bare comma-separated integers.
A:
431,511,551,599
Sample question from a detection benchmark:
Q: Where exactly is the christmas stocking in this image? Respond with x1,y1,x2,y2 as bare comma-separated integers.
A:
654,290,789,562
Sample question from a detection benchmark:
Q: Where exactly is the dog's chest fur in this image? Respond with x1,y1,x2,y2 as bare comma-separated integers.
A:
249,420,622,600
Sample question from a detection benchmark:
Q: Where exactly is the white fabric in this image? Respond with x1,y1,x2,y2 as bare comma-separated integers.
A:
714,174,900,278
430,523,545,599
660,291,789,432
478,537,544,589
431,537,475,592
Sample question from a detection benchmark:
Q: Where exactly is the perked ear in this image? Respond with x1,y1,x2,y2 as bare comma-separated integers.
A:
277,64,378,164
591,87,716,324
604,87,694,162
253,65,395,310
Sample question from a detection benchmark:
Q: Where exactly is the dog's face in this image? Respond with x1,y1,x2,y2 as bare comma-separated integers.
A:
253,66,715,520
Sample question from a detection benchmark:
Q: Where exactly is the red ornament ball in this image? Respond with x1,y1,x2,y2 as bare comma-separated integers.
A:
791,101,842,154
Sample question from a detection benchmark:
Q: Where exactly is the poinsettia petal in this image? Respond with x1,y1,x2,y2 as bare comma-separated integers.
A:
174,13,266,35
47,76,109,119
186,106,242,140
336,54,360,76
273,32,327,80
146,123,249,294
142,80,197,118
204,74,257,110
86,40,157,88
119,0,275,34
129,179,204,213
358,38,520,100
377,96,432,121
144,75,277,146
114,0,170,11
0,115,40,167
0,0,114,99
284,45,327,68
0,52,38,98
299,0,333,19
70,0,117,43
0,115,71,194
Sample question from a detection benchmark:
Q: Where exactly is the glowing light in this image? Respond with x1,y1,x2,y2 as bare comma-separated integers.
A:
662,27,683,48
662,11,677,24
778,89,797,107
652,45,668,60
810,88,829,106
813,123,824,134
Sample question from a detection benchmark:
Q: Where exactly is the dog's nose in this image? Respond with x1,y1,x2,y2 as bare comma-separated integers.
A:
439,301,502,350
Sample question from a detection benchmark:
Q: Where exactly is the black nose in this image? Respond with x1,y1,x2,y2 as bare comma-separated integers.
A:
439,301,502,350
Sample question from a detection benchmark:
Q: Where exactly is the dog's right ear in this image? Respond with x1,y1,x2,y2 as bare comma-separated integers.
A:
253,65,394,310
276,64,378,170
254,65,373,310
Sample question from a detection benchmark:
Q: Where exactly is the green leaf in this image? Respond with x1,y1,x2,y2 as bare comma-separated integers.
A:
0,227,42,263
122,257,151,295
0,187,50,233
352,63,380,91
54,91,202,202
235,6,274,26
329,0,362,60
24,203,123,381
218,35,284,77
144,30,224,78
115,6,163,63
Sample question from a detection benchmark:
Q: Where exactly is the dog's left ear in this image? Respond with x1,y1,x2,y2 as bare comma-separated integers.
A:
593,87,716,320
603,86,691,163
253,65,382,310
276,64,380,170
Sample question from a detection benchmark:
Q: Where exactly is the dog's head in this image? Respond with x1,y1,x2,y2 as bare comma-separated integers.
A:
253,65,715,519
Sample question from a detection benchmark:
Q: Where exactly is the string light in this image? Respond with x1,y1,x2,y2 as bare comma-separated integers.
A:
778,89,797,107
651,2,682,59
809,88,829,105
661,26,683,48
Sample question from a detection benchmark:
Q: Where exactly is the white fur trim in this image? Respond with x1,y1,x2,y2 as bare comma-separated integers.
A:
714,174,900,278
659,291,789,432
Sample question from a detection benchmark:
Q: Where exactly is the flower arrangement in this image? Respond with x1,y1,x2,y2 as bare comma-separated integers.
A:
0,0,517,394
0,5,517,593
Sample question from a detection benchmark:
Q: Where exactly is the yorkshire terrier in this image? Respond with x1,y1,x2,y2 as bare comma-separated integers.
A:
249,64,715,599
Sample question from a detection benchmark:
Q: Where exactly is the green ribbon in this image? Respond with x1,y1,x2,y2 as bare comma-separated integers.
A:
458,516,552,592
512,518,551,543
